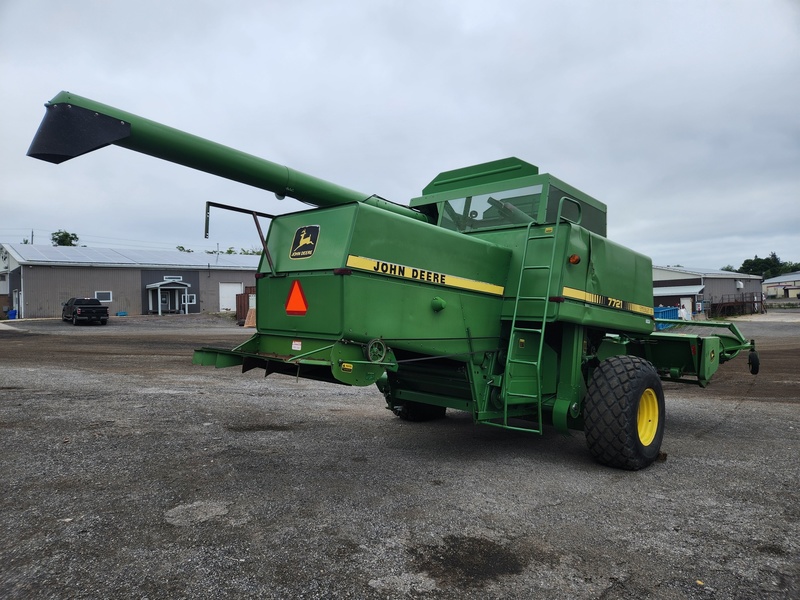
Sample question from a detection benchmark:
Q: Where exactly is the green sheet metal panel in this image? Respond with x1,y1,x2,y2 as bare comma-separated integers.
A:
347,203,510,290
257,274,344,337
255,201,511,361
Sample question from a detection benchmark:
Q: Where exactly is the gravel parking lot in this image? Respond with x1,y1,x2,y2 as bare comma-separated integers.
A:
1,312,798,599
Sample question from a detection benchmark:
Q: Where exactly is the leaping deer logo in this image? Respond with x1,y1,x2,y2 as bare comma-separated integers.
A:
290,225,320,259
293,228,315,252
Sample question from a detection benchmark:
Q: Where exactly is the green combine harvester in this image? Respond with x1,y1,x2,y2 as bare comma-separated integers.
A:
28,91,758,470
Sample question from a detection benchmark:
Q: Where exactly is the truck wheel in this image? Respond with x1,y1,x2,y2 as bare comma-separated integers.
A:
584,355,665,470
393,400,446,422
72,315,79,326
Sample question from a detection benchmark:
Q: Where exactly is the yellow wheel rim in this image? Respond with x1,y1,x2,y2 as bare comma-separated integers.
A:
637,388,659,446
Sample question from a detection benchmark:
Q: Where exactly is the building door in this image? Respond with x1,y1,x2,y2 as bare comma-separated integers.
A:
219,282,243,312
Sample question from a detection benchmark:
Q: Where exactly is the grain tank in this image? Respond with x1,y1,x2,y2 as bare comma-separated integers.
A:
28,92,757,469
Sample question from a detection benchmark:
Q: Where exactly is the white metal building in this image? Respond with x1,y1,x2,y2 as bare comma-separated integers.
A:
653,266,763,317
763,271,800,299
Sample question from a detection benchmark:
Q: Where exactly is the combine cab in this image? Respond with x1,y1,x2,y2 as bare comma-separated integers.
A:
28,91,757,469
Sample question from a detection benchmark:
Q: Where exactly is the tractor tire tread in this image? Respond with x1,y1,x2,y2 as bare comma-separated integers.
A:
584,355,664,470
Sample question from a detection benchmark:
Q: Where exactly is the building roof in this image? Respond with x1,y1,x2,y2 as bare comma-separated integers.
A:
0,243,260,270
653,285,705,297
763,271,800,285
653,266,761,280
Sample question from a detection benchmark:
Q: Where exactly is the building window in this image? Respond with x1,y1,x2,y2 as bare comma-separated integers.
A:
182,294,197,305
95,291,113,302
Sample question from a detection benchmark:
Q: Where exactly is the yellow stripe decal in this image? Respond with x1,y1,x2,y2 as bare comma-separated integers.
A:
346,255,504,296
562,286,654,316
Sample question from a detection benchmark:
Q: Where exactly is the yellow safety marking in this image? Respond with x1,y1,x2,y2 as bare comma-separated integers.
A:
562,286,654,316
346,255,505,296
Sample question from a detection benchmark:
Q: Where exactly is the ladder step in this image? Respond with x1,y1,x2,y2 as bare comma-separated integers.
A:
505,392,539,405
512,326,542,333
507,392,537,399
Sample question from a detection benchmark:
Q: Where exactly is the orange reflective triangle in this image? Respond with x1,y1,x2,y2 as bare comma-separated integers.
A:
285,280,308,315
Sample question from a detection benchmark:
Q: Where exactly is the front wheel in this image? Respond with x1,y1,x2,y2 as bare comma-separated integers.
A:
72,314,79,326
584,355,665,470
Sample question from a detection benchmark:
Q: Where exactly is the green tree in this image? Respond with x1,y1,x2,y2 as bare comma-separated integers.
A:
176,246,194,253
738,252,799,279
239,247,262,255
51,230,79,246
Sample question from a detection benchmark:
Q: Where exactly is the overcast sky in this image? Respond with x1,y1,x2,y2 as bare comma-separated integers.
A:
1,0,798,270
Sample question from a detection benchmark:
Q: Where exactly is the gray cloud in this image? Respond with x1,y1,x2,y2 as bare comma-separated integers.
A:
2,0,798,268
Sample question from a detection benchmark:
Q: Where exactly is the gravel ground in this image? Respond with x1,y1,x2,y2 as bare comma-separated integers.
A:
0,312,798,599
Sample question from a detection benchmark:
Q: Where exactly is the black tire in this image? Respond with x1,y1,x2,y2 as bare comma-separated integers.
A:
748,350,760,375
100,319,108,326
393,400,446,422
72,315,79,326
584,355,665,470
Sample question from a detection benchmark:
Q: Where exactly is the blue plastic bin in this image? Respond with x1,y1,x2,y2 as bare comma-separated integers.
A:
7,309,17,319
654,306,679,330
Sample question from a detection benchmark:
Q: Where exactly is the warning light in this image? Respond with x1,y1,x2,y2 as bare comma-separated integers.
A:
285,280,308,316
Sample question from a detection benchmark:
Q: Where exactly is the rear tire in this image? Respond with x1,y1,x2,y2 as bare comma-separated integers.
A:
584,355,665,470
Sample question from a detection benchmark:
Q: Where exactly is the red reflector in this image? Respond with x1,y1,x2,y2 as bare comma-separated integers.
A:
285,280,308,316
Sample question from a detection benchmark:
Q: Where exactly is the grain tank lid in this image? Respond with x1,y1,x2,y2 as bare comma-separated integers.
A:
419,157,538,195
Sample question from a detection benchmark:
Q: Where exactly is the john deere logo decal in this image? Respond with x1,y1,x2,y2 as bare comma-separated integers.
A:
290,225,319,259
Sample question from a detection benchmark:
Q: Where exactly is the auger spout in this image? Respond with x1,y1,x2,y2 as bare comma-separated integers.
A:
27,91,427,221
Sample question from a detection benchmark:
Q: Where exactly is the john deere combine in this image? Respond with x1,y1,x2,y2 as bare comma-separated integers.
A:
28,91,757,469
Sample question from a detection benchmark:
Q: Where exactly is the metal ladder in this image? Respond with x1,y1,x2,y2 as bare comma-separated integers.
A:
501,198,576,431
